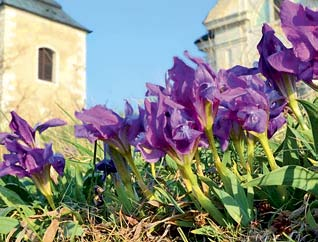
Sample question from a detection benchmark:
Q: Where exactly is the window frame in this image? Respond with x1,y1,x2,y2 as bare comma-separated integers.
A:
36,46,58,84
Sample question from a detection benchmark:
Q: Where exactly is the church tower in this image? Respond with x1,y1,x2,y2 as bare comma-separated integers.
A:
0,0,90,124
195,0,284,70
195,0,318,99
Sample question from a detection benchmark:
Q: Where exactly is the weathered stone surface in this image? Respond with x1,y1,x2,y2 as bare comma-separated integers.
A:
0,4,87,125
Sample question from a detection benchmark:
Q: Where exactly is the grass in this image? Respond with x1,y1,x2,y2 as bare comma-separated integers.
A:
0,111,318,241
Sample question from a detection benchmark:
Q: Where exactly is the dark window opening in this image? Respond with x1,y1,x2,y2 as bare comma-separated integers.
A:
38,48,54,81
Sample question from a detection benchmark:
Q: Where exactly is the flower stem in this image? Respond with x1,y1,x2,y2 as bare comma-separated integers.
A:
232,137,245,179
125,153,154,199
178,160,225,226
254,132,279,171
246,134,255,174
109,147,136,199
205,128,223,175
284,77,308,130
233,137,245,166
32,172,56,210
251,132,287,201
195,150,209,194
88,141,98,205
151,163,156,178
45,195,56,210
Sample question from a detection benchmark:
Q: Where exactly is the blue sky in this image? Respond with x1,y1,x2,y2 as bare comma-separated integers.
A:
58,1,217,111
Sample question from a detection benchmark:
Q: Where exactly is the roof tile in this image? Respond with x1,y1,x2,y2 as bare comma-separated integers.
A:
0,0,91,32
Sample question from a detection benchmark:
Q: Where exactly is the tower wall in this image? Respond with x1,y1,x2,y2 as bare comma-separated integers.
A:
0,6,86,124
0,7,5,119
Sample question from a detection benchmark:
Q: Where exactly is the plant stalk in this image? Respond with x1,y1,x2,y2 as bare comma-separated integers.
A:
205,127,223,176
109,147,136,199
178,160,225,226
32,171,56,210
284,76,308,130
125,153,154,199
195,150,209,194
254,132,279,171
246,135,255,174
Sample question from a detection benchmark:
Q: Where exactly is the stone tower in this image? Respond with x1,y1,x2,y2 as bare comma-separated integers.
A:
0,0,90,124
195,0,318,99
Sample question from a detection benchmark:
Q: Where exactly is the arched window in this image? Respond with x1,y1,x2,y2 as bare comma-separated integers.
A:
38,48,54,82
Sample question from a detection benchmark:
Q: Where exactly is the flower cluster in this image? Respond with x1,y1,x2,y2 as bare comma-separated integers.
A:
0,0,316,226
0,112,66,208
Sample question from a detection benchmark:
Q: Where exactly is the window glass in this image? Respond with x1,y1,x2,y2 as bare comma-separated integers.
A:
38,48,54,81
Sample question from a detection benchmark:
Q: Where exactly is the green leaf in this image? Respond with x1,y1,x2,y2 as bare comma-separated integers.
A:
75,168,86,203
5,183,33,203
211,186,250,226
198,175,218,188
154,186,184,214
218,161,253,220
199,175,252,226
299,100,318,156
191,225,224,239
306,200,318,229
0,217,19,234
19,205,35,217
245,166,318,196
165,155,178,171
0,186,26,207
63,221,84,240
262,162,270,174
221,149,232,166
282,126,300,166
288,126,316,158
115,183,133,213
0,207,16,217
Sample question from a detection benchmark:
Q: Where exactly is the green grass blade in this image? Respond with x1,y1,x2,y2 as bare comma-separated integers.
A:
154,186,185,214
299,100,318,156
288,126,316,158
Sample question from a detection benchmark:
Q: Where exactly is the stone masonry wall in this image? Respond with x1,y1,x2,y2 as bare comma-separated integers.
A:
1,6,86,125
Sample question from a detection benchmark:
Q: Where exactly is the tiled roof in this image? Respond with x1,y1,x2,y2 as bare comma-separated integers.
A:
0,0,91,32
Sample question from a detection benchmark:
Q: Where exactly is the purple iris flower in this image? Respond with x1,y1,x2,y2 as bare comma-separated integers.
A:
96,158,117,181
222,87,269,133
167,52,221,131
279,0,318,87
3,111,66,148
96,143,117,181
214,87,268,151
258,24,289,82
0,112,66,208
0,111,66,179
213,108,233,151
257,24,303,95
213,68,286,150
258,21,316,92
137,86,202,164
265,82,287,138
75,101,144,156
257,21,309,130
0,144,65,178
